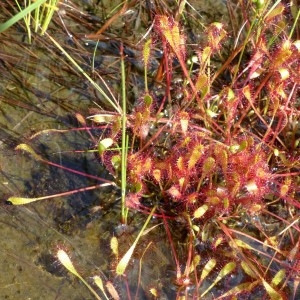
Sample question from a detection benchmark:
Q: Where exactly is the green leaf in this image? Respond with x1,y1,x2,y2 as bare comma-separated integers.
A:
110,237,119,257
201,262,236,297
271,269,285,286
241,261,258,279
216,281,259,299
202,157,216,175
200,258,216,282
195,73,208,90
264,2,285,22
214,146,228,174
57,250,101,300
231,239,253,251
188,144,203,169
8,196,43,205
116,206,156,275
263,279,283,300
111,154,121,171
98,138,114,155
88,114,116,124
216,262,236,281
0,0,47,33
143,39,152,67
15,143,43,161
144,93,153,107
194,204,209,219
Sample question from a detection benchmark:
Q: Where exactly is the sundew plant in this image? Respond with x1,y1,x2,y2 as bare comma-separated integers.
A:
4,0,300,299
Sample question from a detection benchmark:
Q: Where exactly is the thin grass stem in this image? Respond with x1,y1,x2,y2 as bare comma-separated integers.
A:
120,43,129,224
0,0,47,33
289,7,300,39
45,32,122,114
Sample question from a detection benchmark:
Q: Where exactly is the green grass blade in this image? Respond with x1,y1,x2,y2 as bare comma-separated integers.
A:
46,33,122,114
0,0,47,33
116,206,157,275
40,0,59,35
120,45,129,224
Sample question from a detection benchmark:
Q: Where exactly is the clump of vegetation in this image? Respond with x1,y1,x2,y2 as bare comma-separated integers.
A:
92,2,300,298
3,0,299,299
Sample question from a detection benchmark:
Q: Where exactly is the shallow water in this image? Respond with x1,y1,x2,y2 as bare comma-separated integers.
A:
0,1,175,299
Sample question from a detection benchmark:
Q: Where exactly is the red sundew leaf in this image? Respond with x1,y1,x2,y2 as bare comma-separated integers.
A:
128,155,152,184
255,167,270,180
106,281,120,300
167,185,182,199
264,2,285,22
212,235,225,249
273,82,288,99
214,145,228,174
93,276,106,298
195,73,209,95
271,269,286,286
194,204,209,218
15,143,43,161
98,138,114,155
262,279,283,300
156,15,186,62
110,237,119,257
133,111,143,131
200,258,217,282
179,111,189,135
126,193,141,209
178,177,186,190
280,185,289,197
202,157,216,175
226,87,236,102
111,154,121,172
88,113,117,124
188,144,204,170
152,169,161,183
278,68,290,81
216,282,260,299
201,262,236,297
223,198,230,210
143,38,152,68
230,179,241,198
200,47,212,66
273,40,293,68
206,22,227,52
189,255,201,274
207,196,221,205
143,157,152,172
247,46,266,80
241,261,259,279
242,85,252,101
133,104,152,139
177,156,185,171
186,192,198,204
280,176,291,197
143,93,153,107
